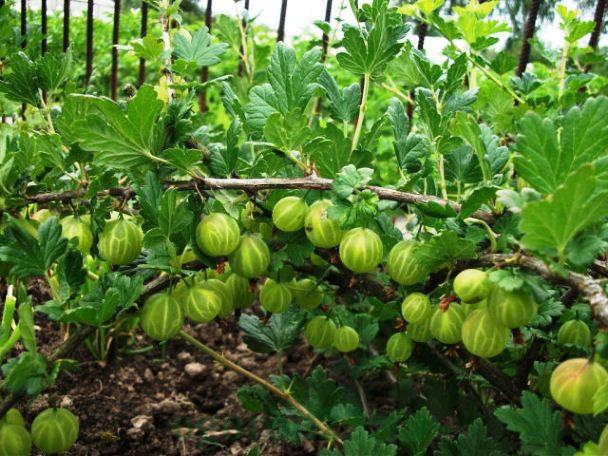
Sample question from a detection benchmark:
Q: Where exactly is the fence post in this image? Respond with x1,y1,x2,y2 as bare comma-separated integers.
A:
321,0,332,60
111,0,121,100
515,0,540,77
199,0,212,113
85,0,94,86
20,0,26,119
277,0,287,42
589,0,607,50
63,0,70,51
41,0,47,55
138,0,148,86
237,0,250,76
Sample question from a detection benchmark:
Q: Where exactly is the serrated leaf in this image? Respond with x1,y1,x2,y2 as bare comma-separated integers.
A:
439,418,505,456
495,391,572,456
68,85,166,170
397,407,439,456
239,308,304,354
319,70,361,123
514,96,608,194
173,27,228,67
417,231,476,271
519,165,608,261
460,185,498,218
333,165,374,199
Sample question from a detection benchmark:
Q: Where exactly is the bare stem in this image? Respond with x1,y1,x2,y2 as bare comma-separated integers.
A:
179,330,343,445
351,73,370,156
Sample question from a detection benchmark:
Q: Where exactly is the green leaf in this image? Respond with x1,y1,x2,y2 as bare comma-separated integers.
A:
38,49,73,93
1,352,48,396
460,185,498,219
158,188,193,239
319,70,361,123
210,119,241,176
172,26,228,67
438,418,505,456
337,1,408,78
68,85,166,170
130,34,164,61
397,407,440,456
333,165,374,199
593,382,608,415
0,52,40,106
294,366,344,420
56,249,86,296
0,217,67,278
264,109,312,153
321,426,397,456
451,112,491,182
495,391,572,456
137,171,164,227
514,96,608,194
238,308,305,354
417,231,477,271
309,125,351,178
519,165,608,260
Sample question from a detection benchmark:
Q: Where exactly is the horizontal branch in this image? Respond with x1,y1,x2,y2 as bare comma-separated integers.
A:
24,176,496,224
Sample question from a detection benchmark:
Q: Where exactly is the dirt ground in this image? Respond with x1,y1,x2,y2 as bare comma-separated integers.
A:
21,317,323,456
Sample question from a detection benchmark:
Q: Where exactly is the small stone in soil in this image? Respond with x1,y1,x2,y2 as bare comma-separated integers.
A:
185,362,205,377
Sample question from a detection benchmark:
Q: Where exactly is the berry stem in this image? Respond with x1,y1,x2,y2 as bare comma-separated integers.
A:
179,329,344,446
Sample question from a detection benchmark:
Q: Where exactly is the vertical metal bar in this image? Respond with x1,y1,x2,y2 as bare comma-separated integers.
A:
237,0,250,77
277,0,287,42
515,0,540,77
41,0,47,55
199,0,212,113
63,0,70,51
406,21,428,122
20,0,26,49
85,0,94,86
138,0,148,86
320,0,333,60
111,0,121,100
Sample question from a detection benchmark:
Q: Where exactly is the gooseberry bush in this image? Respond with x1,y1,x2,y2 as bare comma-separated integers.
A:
1,0,608,453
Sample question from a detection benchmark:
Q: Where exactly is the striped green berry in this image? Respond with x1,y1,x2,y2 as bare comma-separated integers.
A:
461,309,510,358
60,215,93,254
98,218,143,265
0,424,31,456
195,213,240,257
225,273,255,309
386,332,414,362
429,304,465,345
599,425,608,454
453,269,490,303
174,285,221,323
557,320,591,348
260,279,292,313
408,319,433,343
304,199,342,248
0,408,25,427
333,326,360,352
140,293,184,341
288,278,323,310
304,316,337,349
199,279,234,319
31,408,79,455
401,292,432,324
488,286,538,329
229,234,271,279
272,196,308,232
550,358,608,414
339,227,383,274
386,240,428,286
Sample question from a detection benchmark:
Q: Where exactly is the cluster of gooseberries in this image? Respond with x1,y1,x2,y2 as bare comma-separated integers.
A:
39,195,607,418
0,407,79,455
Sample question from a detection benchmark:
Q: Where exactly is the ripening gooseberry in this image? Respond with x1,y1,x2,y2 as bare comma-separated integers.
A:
195,213,241,257
550,358,608,414
333,326,360,352
386,332,414,363
288,278,323,310
272,196,308,232
386,240,428,286
339,228,383,274
0,424,31,456
31,408,79,455
304,200,342,248
199,278,234,319
174,285,222,323
140,293,184,341
408,318,434,343
401,292,432,324
225,273,255,309
453,269,490,303
429,304,465,345
304,316,337,349
98,218,143,265
556,320,592,348
228,234,271,279
461,309,510,358
259,279,292,313
488,286,538,329
60,215,93,254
